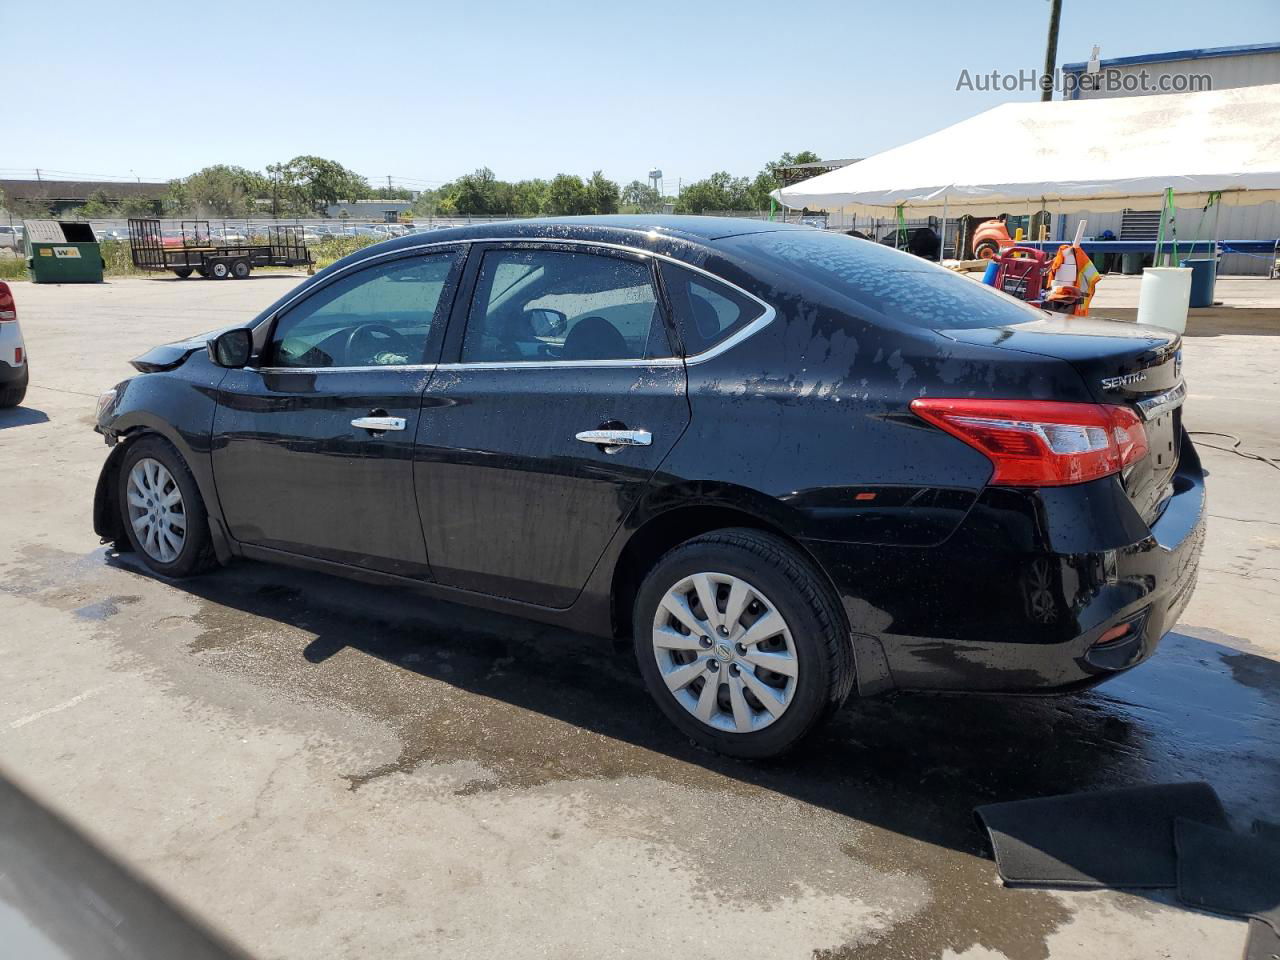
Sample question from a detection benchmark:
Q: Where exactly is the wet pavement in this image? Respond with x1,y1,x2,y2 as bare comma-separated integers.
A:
2,277,1278,958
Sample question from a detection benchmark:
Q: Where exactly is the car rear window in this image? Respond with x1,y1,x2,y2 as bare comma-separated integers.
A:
725,229,1043,330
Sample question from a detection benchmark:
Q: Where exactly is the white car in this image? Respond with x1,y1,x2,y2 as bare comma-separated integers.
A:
0,281,28,408
0,225,24,250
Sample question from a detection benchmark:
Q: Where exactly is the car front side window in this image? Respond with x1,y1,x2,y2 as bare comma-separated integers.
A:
460,249,673,363
268,254,457,368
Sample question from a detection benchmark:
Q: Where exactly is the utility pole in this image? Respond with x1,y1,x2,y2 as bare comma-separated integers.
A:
387,175,393,195
35,168,41,182
1041,0,1063,102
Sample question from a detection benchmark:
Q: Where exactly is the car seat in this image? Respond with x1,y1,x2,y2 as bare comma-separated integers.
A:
562,316,628,360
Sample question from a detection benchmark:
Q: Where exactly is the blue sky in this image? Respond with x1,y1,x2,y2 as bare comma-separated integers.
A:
3,0,1277,190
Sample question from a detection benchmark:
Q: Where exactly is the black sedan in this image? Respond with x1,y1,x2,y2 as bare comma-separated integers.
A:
93,217,1205,758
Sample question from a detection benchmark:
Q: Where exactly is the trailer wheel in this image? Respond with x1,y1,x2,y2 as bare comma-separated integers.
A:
172,267,192,279
196,266,210,278
974,240,1000,260
209,260,231,280
230,259,251,280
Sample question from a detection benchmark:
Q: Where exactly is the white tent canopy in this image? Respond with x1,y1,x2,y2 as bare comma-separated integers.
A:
773,82,1280,218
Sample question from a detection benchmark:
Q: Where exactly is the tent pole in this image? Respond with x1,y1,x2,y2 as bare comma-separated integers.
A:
1211,194,1223,266
938,195,948,261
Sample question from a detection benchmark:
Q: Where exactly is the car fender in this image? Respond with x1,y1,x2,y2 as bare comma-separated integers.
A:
97,364,233,563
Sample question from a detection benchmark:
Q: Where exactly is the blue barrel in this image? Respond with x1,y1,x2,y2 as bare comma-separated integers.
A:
981,260,999,286
1179,258,1217,308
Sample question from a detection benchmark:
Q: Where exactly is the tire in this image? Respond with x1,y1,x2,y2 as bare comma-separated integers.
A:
208,260,230,280
974,239,1000,260
117,435,216,578
196,266,210,278
632,528,854,759
230,258,251,279
172,267,192,279
0,381,25,408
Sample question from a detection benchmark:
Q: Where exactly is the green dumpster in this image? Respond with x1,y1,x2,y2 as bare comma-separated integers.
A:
23,220,104,283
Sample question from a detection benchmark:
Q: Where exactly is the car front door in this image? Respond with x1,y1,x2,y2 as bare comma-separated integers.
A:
211,248,463,577
414,242,691,607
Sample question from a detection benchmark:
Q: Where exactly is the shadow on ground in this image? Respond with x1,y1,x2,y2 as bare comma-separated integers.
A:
0,406,50,429
104,551,1280,861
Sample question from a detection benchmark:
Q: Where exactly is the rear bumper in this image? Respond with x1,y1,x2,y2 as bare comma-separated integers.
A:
802,431,1206,694
0,360,28,387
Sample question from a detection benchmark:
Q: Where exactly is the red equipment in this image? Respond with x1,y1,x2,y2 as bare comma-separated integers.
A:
992,246,1049,302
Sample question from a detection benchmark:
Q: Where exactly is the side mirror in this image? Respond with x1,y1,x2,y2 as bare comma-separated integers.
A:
207,328,253,368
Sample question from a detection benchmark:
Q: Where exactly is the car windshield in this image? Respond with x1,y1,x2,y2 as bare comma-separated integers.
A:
726,228,1043,331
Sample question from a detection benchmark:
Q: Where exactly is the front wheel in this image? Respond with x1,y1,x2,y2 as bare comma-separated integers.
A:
172,267,192,279
208,260,230,280
633,528,854,759
974,239,1000,260
118,435,216,577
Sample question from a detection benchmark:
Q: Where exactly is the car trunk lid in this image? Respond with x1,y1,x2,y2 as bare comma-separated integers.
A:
938,316,1183,522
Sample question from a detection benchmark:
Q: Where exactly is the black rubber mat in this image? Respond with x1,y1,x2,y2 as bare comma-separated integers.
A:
1245,920,1280,960
975,782,1229,888
1176,818,1280,935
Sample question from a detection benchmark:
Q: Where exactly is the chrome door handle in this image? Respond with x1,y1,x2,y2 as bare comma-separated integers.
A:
351,416,406,432
575,429,652,448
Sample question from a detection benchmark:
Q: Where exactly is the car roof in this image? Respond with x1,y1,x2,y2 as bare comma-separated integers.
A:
364,215,807,255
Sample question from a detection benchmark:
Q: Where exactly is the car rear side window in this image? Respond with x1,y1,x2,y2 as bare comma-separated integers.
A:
461,249,673,363
723,229,1043,330
658,263,765,356
268,253,458,368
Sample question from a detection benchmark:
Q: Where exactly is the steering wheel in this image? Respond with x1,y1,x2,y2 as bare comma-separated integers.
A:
344,323,415,365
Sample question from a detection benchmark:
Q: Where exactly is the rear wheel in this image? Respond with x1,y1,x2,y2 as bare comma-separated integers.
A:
118,435,216,577
209,260,230,280
633,528,854,759
230,258,251,279
196,266,210,278
172,267,192,279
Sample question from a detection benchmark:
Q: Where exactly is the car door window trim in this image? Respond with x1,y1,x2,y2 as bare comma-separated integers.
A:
252,238,775,373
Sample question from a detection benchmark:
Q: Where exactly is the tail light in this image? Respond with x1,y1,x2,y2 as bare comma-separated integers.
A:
910,397,1148,487
0,281,14,322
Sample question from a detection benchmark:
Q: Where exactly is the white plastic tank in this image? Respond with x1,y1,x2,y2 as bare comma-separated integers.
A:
1136,267,1193,334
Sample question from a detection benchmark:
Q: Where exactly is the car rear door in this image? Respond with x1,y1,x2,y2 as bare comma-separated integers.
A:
414,241,690,607
211,247,463,577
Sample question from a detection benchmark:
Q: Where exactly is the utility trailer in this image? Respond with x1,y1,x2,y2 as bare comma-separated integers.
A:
127,219,313,280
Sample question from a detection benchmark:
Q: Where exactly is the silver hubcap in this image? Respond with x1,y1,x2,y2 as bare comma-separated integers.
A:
126,458,186,563
652,572,798,734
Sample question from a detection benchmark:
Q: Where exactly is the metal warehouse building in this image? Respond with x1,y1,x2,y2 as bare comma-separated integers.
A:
1059,43,1280,276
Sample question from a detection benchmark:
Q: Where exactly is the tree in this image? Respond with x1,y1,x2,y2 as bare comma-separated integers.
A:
78,190,118,219
544,174,593,216
273,156,369,216
621,180,660,212
444,167,507,215
750,150,823,209
673,172,756,213
165,165,270,217
510,179,549,216
586,171,620,215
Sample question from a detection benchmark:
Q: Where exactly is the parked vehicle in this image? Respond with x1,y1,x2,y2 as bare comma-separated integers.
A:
91,217,1204,758
0,225,24,250
0,281,29,408
128,219,313,280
